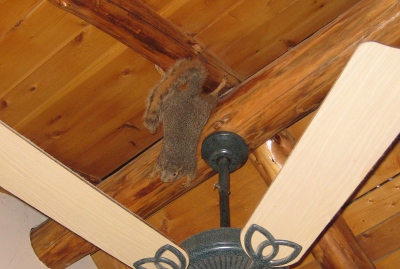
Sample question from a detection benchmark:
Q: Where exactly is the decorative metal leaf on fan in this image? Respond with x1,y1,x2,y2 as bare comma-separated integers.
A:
133,224,301,269
133,244,187,269
244,224,301,268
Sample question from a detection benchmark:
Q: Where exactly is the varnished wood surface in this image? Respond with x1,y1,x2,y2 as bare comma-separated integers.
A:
0,0,362,183
27,0,400,267
92,251,131,269
0,0,398,268
343,175,400,236
47,0,240,91
312,215,374,269
356,210,400,262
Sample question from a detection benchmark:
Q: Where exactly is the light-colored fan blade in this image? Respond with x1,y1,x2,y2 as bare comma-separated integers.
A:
0,122,188,268
241,42,400,265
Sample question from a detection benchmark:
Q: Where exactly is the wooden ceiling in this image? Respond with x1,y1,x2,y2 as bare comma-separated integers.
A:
1,0,400,268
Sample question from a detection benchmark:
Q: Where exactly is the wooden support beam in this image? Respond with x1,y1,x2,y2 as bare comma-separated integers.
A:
47,0,240,90
312,215,375,269
91,251,131,269
31,0,400,267
249,130,296,186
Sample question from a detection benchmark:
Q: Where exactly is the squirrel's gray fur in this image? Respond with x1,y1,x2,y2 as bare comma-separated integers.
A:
143,59,226,186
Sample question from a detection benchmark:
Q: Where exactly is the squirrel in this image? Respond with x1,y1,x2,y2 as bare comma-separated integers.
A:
143,59,226,187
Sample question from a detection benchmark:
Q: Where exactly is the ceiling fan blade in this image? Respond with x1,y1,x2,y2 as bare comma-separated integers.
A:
0,122,188,268
241,42,400,266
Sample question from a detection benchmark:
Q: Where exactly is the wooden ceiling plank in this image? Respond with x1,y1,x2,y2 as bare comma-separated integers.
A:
0,0,45,40
0,1,88,98
374,248,400,269
47,0,241,88
1,25,121,128
142,0,244,36
356,212,400,262
343,175,400,236
197,0,361,78
15,49,159,179
231,0,362,77
196,0,296,58
30,0,400,267
66,112,163,179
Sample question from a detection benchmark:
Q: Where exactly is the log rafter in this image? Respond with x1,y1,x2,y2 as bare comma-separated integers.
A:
31,0,400,268
47,0,241,90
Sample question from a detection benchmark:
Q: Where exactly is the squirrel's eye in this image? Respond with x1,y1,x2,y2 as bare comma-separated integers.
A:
172,172,178,177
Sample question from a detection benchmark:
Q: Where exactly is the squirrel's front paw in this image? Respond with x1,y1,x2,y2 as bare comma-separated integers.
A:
148,164,160,179
181,174,195,189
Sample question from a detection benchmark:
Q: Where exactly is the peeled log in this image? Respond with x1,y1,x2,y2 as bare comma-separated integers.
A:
313,215,375,269
47,0,240,91
32,0,400,267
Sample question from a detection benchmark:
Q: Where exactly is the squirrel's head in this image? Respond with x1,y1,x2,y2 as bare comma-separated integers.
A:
161,166,183,183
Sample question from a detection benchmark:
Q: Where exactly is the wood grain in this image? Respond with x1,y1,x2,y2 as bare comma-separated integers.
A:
47,0,240,90
241,42,400,265
209,0,400,152
92,251,131,269
196,0,361,77
0,1,88,98
1,25,121,128
343,175,400,236
249,130,296,186
15,48,160,178
374,249,400,269
149,0,242,35
356,212,400,262
0,121,188,268
0,0,45,39
312,215,374,269
30,0,400,267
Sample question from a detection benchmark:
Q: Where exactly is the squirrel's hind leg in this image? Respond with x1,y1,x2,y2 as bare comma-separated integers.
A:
211,76,227,97
154,64,165,77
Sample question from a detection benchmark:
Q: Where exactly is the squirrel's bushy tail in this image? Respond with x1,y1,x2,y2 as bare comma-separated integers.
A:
143,59,207,133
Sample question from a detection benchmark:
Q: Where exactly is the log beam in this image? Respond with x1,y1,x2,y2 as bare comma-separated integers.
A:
31,0,400,267
47,0,240,90
313,215,375,269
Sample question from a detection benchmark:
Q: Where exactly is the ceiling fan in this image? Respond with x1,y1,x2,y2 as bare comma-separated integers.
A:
0,42,399,269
